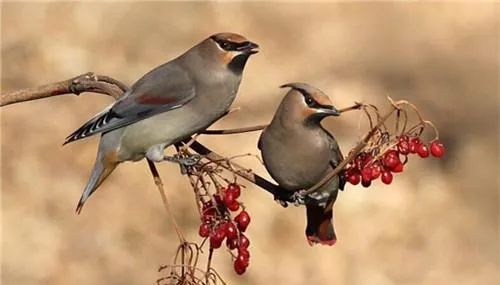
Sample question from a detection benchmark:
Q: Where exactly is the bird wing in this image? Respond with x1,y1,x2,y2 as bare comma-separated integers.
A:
64,63,196,144
324,128,347,191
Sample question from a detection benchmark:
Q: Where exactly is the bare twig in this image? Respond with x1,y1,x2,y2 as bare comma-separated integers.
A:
202,124,268,135
201,102,363,135
0,72,122,106
147,159,186,243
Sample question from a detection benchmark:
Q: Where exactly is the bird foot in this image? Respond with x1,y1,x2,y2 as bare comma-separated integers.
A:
273,197,289,208
290,192,307,206
163,154,202,167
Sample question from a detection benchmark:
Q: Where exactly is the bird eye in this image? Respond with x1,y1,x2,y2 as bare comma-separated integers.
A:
220,41,231,50
305,97,315,106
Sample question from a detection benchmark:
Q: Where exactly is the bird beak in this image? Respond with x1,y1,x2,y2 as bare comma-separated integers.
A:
237,41,259,55
316,105,340,116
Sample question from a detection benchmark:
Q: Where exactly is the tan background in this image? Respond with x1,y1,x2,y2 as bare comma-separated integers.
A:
1,2,499,285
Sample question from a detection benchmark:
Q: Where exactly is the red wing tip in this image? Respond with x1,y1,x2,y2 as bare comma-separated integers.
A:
307,236,337,246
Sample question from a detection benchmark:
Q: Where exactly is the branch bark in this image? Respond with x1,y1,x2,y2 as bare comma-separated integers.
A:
0,72,126,107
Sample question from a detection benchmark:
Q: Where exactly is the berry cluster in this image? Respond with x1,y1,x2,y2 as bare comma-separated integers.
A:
345,135,445,186
197,183,251,275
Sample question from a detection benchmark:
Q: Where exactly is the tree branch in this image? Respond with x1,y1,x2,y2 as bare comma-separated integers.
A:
0,72,122,106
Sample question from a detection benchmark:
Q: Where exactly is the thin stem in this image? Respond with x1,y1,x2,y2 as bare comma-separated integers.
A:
146,159,186,243
201,103,363,135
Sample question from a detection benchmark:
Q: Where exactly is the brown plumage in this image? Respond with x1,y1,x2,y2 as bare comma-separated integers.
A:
258,83,345,246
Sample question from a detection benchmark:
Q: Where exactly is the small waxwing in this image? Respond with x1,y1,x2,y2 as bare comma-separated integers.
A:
65,32,259,213
258,83,345,246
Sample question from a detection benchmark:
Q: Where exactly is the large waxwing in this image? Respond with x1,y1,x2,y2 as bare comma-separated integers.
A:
258,83,346,246
65,32,259,213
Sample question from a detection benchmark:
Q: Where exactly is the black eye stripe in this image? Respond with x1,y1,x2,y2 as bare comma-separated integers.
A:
293,87,332,109
211,36,252,51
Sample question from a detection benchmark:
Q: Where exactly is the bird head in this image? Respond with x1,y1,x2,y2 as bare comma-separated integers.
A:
278,83,340,126
196,32,259,74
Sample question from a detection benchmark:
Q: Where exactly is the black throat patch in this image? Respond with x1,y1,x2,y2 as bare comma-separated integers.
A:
227,54,251,75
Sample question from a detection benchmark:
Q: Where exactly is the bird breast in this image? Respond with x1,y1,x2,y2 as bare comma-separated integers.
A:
261,128,333,191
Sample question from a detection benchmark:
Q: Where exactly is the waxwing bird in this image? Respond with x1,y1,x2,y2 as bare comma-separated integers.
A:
258,83,345,246
65,32,259,213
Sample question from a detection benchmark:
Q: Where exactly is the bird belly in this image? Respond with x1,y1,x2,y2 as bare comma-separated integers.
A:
117,92,234,162
262,133,332,191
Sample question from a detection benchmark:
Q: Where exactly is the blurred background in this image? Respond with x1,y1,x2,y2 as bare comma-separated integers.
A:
1,2,498,285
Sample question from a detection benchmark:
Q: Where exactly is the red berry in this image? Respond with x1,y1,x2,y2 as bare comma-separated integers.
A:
238,247,250,259
228,183,241,198
370,161,382,180
355,152,372,170
398,135,409,142
223,191,236,207
347,171,361,185
391,162,404,173
239,234,250,249
361,179,371,188
381,171,393,184
238,254,250,268
233,256,247,275
383,151,400,169
409,137,422,154
209,231,224,249
397,140,410,155
227,201,240,212
202,214,214,224
235,211,251,232
361,166,372,182
198,224,211,238
226,237,239,249
225,222,238,240
216,224,227,238
430,141,445,158
417,144,430,158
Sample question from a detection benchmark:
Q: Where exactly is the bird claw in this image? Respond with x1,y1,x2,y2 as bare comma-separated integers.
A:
274,197,288,208
290,192,306,206
164,154,202,167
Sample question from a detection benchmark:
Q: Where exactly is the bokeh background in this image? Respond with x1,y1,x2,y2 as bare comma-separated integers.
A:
1,2,499,285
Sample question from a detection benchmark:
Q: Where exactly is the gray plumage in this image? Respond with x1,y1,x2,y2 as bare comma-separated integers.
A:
66,32,259,213
258,83,345,245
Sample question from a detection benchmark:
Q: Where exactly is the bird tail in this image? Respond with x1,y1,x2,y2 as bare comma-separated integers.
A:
305,203,337,246
76,150,119,214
